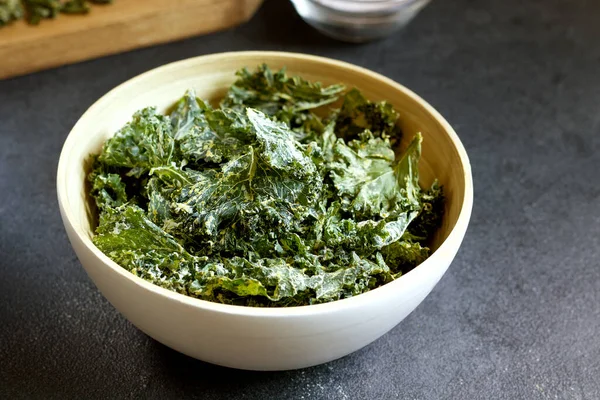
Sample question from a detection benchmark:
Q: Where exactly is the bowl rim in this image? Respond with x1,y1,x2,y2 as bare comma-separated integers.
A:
57,51,473,318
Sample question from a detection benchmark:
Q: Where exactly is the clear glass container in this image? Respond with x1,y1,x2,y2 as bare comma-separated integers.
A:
290,0,431,42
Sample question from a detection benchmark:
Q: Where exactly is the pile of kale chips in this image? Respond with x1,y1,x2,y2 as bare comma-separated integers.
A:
89,65,444,307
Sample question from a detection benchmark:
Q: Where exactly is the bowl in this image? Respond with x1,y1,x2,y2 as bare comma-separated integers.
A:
57,51,472,371
290,0,431,42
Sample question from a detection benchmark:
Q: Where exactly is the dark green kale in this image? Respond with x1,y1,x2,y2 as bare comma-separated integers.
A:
168,91,253,166
88,65,445,307
408,181,445,241
88,160,128,210
221,64,345,140
97,107,175,178
334,88,402,144
328,131,422,219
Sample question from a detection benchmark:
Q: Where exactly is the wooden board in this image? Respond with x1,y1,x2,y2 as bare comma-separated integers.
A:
0,0,263,80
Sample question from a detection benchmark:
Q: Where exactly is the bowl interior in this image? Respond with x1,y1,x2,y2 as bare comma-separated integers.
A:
58,52,469,275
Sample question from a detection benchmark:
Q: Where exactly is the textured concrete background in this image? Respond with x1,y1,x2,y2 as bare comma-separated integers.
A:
1,0,599,398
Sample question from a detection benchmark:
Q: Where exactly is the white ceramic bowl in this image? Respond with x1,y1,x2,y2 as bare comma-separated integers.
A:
291,0,432,42
57,51,473,371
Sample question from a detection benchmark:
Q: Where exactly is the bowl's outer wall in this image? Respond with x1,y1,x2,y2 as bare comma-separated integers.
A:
57,52,472,370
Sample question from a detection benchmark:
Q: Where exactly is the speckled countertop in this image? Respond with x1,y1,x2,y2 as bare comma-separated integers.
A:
1,0,599,398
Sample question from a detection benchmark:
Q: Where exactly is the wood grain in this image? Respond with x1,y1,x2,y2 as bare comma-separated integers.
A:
0,0,263,80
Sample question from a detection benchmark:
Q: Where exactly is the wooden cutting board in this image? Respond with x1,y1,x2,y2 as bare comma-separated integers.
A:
0,0,263,80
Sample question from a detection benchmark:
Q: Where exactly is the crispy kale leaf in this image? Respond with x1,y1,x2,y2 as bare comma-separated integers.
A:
408,181,445,241
329,131,422,219
381,237,429,274
189,253,393,307
170,91,249,165
88,161,128,210
88,65,444,307
334,88,402,143
93,205,201,293
221,64,345,138
98,107,175,178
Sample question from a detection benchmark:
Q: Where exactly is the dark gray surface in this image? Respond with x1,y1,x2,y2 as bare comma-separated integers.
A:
1,0,599,398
